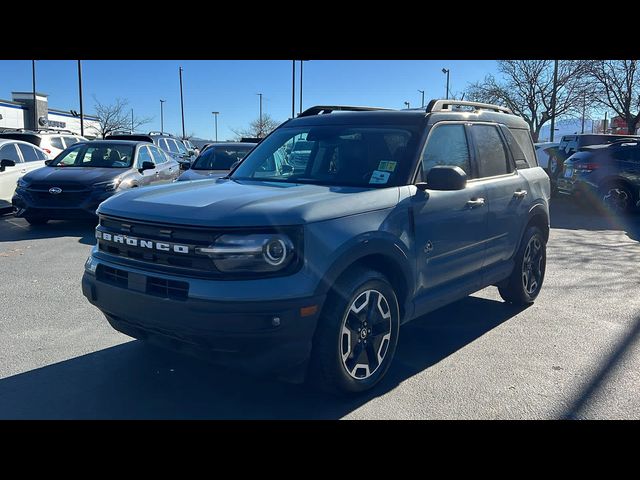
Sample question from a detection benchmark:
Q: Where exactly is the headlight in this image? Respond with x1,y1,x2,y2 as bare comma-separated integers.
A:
92,180,121,192
196,233,298,273
17,177,29,188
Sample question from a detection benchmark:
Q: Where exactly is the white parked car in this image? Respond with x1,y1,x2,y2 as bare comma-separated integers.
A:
0,129,87,158
0,139,49,209
534,142,559,170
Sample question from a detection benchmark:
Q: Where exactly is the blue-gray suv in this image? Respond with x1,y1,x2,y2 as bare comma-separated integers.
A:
81,100,551,394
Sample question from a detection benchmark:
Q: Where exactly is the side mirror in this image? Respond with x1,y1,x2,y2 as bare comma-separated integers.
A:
0,159,15,172
188,150,195,156
139,161,155,173
44,159,53,166
180,161,191,171
420,165,467,191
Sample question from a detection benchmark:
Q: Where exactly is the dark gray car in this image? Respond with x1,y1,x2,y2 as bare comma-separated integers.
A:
82,101,550,394
13,140,179,224
177,142,256,181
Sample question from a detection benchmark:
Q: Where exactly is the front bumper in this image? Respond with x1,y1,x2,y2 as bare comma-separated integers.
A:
12,188,115,219
81,257,325,377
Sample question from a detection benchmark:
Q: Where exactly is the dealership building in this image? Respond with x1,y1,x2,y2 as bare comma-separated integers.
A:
0,92,100,138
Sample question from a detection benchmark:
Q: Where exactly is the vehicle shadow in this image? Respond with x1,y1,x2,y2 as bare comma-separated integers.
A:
0,295,525,419
0,213,97,246
550,196,640,242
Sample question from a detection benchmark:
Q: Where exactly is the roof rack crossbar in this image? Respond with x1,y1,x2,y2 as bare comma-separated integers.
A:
298,105,394,117
148,131,171,136
426,99,513,115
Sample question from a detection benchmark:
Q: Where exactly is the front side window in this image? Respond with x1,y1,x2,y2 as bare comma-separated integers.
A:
175,140,188,155
149,146,168,164
137,146,153,166
17,143,39,162
231,125,418,188
164,139,180,154
50,137,64,149
50,143,135,168
192,146,252,170
470,124,511,178
0,143,22,163
420,124,471,179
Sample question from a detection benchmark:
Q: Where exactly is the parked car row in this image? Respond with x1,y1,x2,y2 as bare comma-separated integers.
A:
535,133,640,214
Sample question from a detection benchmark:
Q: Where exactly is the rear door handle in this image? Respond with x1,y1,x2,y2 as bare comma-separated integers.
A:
466,198,485,208
513,189,528,198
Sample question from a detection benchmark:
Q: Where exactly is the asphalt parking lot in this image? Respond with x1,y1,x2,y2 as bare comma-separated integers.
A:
1,197,639,419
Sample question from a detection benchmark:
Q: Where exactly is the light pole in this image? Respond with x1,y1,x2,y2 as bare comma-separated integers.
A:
404,101,410,109
131,109,134,133
257,93,263,138
418,89,425,108
31,60,37,130
442,68,450,100
159,99,166,134
292,60,296,118
211,111,219,142
179,66,186,139
549,60,559,142
299,60,308,115
77,60,84,136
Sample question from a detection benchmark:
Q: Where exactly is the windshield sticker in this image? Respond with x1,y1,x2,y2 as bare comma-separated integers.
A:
369,170,391,184
377,161,397,172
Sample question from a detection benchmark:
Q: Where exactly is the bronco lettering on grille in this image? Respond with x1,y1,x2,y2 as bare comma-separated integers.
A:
97,231,190,254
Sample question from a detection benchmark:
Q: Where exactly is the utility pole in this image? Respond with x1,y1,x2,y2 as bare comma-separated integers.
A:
211,111,219,142
31,60,37,130
179,66,186,139
292,60,296,118
442,68,450,100
160,99,166,134
581,92,586,134
604,111,608,134
418,89,425,108
77,60,84,136
131,109,134,133
257,93,263,137
549,60,559,142
404,101,410,109
299,60,308,115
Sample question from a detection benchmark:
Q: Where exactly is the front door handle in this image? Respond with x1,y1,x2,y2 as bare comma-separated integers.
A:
155,171,160,176
513,189,528,198
466,198,485,208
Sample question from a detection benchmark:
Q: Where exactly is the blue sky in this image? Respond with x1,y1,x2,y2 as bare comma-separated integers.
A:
0,60,500,140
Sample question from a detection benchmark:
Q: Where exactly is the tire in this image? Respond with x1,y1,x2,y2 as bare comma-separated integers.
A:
498,226,547,306
24,216,49,225
308,267,400,395
600,182,635,215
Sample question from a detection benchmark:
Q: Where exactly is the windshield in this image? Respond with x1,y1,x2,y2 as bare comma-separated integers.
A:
50,143,135,168
231,125,418,187
192,146,253,170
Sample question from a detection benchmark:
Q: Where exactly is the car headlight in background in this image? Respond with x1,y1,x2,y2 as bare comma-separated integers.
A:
196,233,298,273
92,179,121,192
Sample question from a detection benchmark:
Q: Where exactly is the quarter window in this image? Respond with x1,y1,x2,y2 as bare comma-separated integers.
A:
470,124,511,177
420,124,471,178
50,137,64,149
0,143,22,163
17,143,39,162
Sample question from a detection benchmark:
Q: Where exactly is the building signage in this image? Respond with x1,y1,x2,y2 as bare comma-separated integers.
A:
38,116,66,128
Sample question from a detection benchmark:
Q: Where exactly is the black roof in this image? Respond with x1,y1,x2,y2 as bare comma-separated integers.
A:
77,139,149,146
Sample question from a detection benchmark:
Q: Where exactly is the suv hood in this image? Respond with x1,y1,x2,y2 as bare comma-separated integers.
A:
24,166,125,185
98,178,400,226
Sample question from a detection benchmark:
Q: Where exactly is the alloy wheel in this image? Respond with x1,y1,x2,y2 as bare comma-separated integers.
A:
522,236,544,296
603,188,630,214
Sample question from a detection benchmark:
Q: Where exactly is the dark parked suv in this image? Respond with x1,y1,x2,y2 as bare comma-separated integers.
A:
82,101,550,393
105,132,197,166
13,140,180,223
557,140,640,213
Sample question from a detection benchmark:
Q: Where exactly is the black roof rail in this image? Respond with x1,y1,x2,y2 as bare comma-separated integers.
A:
36,128,77,134
426,99,513,115
0,128,36,133
298,105,394,117
148,131,172,136
109,130,136,135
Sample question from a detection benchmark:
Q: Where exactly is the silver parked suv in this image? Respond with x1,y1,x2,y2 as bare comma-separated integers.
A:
0,129,87,157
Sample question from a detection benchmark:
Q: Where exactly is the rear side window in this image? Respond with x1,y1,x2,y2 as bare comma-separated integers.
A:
137,146,153,165
420,124,471,178
50,137,64,149
470,124,511,177
508,128,537,168
17,143,39,162
63,137,78,148
150,146,168,164
164,139,179,154
0,143,22,163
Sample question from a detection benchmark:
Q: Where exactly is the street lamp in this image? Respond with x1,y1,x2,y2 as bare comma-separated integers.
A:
31,60,37,130
442,68,450,100
77,60,84,136
299,60,308,115
291,60,296,118
179,66,185,139
257,93,263,137
211,111,219,142
159,99,166,134
404,101,410,109
418,89,425,108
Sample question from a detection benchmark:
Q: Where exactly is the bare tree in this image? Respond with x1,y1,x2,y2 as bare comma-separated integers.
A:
90,96,152,138
466,60,592,141
587,60,640,135
231,114,281,140
174,131,197,140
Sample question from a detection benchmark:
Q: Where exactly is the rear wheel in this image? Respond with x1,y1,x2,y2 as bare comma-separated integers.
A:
24,216,49,225
600,183,635,215
499,226,546,305
308,268,400,394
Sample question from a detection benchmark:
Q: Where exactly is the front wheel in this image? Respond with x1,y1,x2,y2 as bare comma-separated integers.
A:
601,183,635,215
499,226,546,305
308,268,400,394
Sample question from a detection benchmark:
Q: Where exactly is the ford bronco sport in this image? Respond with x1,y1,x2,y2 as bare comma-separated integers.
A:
82,100,551,394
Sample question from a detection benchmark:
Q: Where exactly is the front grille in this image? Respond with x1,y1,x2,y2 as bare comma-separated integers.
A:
147,276,189,300
30,191,87,205
96,264,189,301
96,265,128,287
